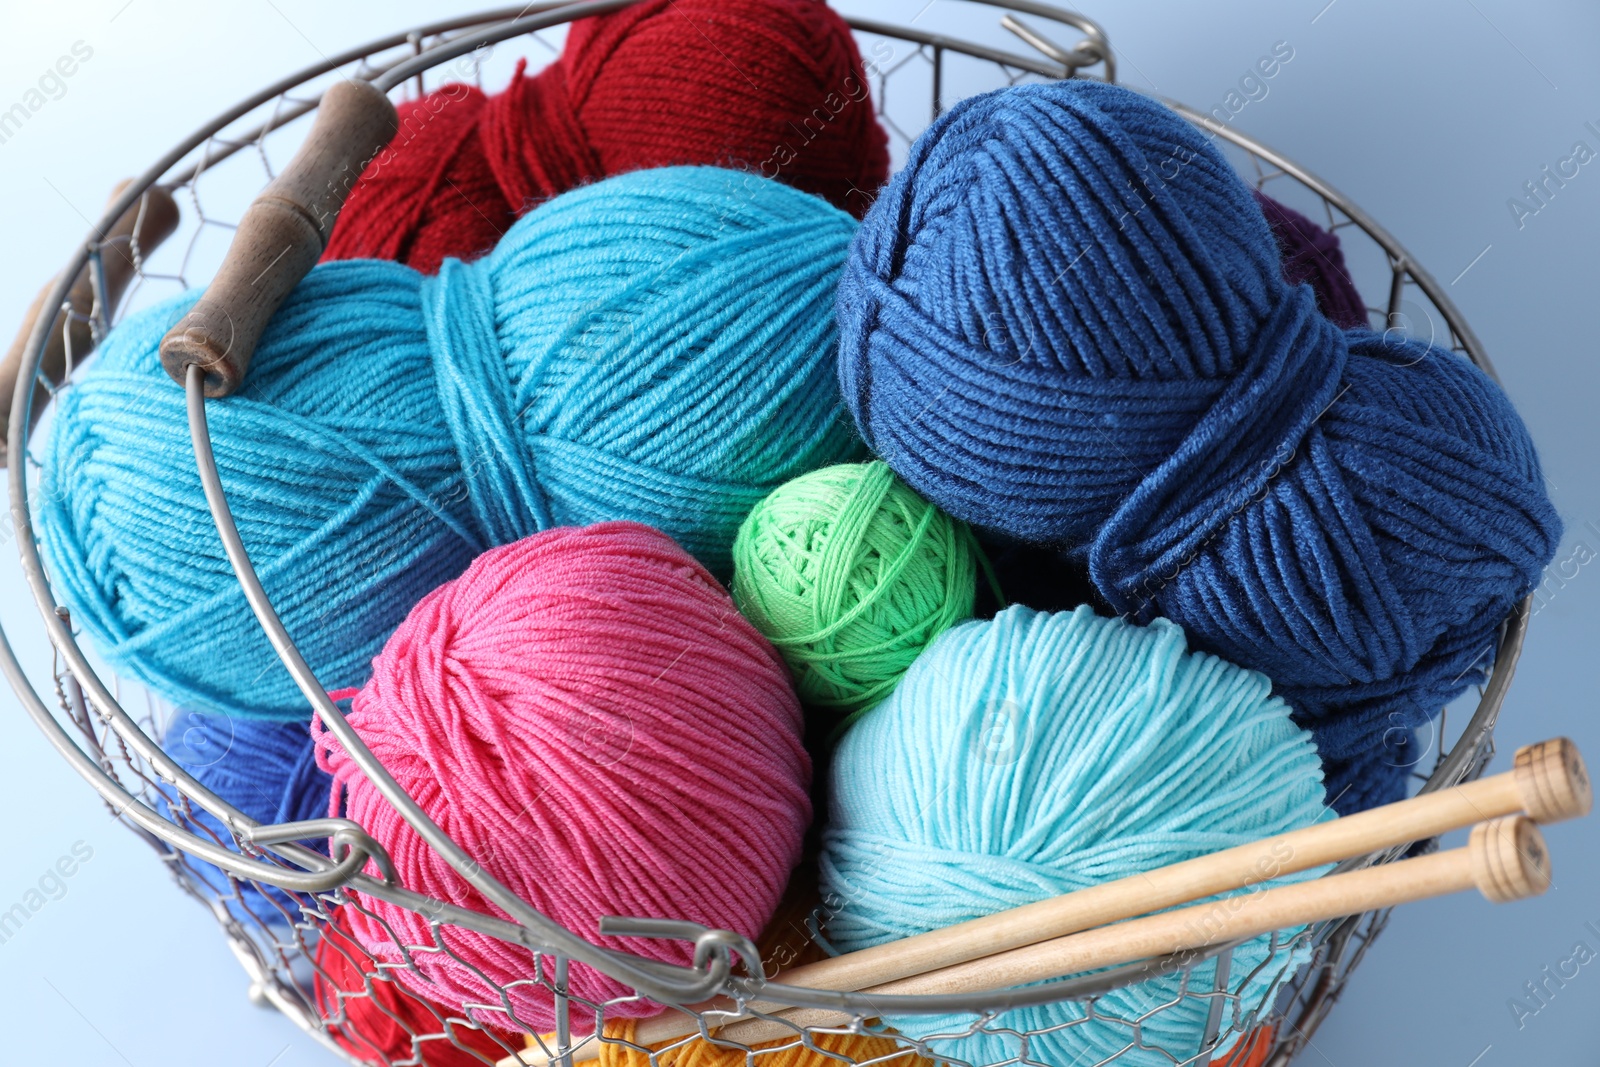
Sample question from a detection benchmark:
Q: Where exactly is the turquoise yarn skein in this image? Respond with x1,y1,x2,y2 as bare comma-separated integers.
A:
42,166,860,720
820,605,1329,1067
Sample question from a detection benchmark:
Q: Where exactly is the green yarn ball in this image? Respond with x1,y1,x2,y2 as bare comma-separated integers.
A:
732,460,983,730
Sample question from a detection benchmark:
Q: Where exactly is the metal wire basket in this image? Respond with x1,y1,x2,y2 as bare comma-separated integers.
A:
2,2,1530,1065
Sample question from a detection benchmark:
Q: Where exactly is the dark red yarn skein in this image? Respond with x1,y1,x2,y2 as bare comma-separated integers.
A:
325,0,891,273
316,907,521,1067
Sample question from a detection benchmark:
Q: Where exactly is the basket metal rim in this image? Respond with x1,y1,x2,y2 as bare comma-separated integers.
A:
1,0,1527,1033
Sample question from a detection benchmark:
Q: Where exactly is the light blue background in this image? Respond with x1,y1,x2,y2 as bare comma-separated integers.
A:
0,1,1595,1064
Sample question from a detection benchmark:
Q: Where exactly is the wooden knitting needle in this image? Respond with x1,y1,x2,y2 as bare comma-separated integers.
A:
1,180,178,465
709,815,1551,1047
510,815,1551,1064
499,738,1584,1067
158,79,398,398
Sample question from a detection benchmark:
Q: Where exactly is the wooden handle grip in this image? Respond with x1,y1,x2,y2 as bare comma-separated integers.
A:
158,79,398,397
567,739,1584,1064
2,181,179,464
710,816,1549,1047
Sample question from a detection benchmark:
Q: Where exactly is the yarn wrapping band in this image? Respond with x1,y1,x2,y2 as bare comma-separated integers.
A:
481,59,596,210
1090,284,1348,615
422,258,551,546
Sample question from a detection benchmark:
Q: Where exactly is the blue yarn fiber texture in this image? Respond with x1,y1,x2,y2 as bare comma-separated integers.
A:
157,707,332,922
836,80,1561,812
820,605,1330,1067
43,165,860,720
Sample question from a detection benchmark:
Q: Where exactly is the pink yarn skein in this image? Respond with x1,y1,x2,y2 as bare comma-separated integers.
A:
315,522,811,1029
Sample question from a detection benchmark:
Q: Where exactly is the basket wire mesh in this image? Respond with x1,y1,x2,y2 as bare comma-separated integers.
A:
1,2,1530,1065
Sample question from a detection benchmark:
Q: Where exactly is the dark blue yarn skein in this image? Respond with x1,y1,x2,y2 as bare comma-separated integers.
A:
837,81,1560,811
158,708,332,922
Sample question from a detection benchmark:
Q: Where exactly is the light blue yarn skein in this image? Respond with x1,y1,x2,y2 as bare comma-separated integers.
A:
820,605,1329,1067
42,166,861,721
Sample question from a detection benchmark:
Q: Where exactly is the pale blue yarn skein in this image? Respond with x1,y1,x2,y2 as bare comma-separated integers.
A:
820,605,1329,1067
42,166,861,720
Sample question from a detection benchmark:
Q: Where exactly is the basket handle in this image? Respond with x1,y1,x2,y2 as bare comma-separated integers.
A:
158,79,398,397
1,181,179,466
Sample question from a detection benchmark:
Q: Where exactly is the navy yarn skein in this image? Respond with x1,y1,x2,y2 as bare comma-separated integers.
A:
159,708,333,921
44,166,860,721
837,81,1560,811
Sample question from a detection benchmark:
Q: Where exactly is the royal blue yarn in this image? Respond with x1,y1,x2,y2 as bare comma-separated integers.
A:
836,80,1560,811
43,165,860,720
158,707,333,922
821,605,1329,1066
